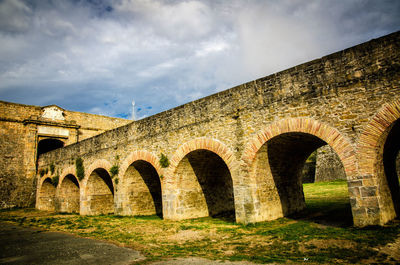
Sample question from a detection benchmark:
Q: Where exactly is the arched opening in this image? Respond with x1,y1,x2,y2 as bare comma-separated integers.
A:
382,119,400,217
175,149,235,221
37,138,64,157
59,174,80,213
301,145,347,183
37,178,56,211
253,132,351,226
86,168,114,215
122,160,162,217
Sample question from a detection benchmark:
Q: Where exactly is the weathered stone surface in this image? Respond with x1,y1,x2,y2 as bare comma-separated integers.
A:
315,145,347,182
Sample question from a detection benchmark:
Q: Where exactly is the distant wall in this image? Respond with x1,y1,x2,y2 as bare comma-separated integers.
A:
315,145,347,182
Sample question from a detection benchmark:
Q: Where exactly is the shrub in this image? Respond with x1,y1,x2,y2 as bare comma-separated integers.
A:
50,163,55,174
52,175,59,187
110,165,119,178
159,153,170,168
76,157,85,181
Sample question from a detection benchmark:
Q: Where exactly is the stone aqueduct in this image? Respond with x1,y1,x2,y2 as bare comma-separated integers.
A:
36,31,400,227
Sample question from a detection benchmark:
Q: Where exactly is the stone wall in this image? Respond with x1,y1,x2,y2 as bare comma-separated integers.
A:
0,101,130,208
35,31,400,226
315,145,347,182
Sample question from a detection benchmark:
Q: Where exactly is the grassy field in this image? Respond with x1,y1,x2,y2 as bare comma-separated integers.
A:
1,180,399,264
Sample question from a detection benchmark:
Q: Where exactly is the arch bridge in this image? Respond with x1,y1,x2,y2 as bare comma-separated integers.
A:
37,31,400,227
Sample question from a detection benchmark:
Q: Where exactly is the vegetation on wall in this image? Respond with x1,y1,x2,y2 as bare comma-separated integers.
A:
110,165,119,178
51,175,59,187
75,157,85,181
159,153,170,168
50,163,55,175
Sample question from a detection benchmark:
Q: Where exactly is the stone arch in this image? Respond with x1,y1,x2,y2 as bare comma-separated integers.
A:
168,138,237,180
37,138,64,158
37,176,56,211
119,150,162,179
58,167,80,213
164,138,237,221
357,99,400,224
242,118,355,223
116,150,163,217
81,159,114,215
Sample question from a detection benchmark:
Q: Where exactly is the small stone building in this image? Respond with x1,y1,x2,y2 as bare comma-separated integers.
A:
0,101,130,208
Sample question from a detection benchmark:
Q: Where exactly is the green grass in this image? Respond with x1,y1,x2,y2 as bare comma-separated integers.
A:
1,180,399,264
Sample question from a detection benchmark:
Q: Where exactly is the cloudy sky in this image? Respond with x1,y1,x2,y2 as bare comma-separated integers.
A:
0,0,399,119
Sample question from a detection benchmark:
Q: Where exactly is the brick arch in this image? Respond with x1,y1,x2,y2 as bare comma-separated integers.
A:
37,176,56,211
81,159,114,215
168,137,236,180
58,166,80,213
117,150,163,216
357,99,400,174
241,117,356,223
164,138,237,220
59,166,78,189
38,175,53,189
119,150,162,182
356,99,400,224
243,117,356,179
85,159,112,179
82,159,113,192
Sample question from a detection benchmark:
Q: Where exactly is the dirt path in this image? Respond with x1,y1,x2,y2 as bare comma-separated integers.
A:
1,221,398,265
0,222,144,264
0,222,272,265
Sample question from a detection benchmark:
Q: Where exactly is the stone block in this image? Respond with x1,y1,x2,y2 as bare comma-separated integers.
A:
360,186,377,197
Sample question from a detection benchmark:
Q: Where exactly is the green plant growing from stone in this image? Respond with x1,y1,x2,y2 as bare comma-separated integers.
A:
114,178,119,185
110,165,119,178
50,163,55,175
159,153,170,168
52,175,59,187
75,157,85,181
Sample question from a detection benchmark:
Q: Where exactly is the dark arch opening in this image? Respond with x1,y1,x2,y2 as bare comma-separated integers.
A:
38,178,56,211
176,149,235,221
267,133,326,215
59,174,80,213
383,119,400,217
255,132,352,226
122,160,162,217
87,168,114,215
37,138,64,158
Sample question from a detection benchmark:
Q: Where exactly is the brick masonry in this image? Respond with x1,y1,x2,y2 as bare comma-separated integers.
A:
30,31,400,226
